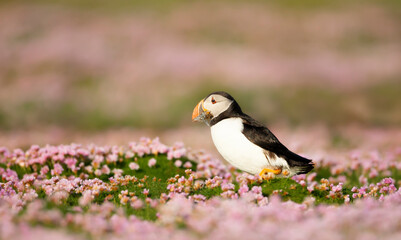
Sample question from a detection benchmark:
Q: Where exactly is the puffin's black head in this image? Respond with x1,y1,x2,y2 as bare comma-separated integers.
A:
192,91,242,126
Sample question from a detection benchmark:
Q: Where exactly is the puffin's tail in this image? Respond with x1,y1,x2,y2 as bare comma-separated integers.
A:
284,151,314,175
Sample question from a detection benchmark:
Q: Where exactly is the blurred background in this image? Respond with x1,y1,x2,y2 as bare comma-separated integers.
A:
0,0,400,154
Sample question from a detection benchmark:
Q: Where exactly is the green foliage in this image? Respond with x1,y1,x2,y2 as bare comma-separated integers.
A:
261,178,309,203
194,187,223,199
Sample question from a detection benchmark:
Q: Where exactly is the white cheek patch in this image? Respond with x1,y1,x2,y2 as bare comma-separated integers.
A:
207,100,233,118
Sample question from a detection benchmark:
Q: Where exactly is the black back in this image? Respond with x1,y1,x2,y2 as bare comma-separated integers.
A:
241,114,313,173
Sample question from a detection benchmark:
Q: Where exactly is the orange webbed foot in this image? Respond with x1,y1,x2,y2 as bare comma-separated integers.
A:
259,168,282,180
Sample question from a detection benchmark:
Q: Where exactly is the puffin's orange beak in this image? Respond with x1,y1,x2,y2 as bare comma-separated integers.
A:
192,99,207,122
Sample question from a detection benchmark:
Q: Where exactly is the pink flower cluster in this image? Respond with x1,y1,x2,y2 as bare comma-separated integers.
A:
0,138,400,239
157,191,401,240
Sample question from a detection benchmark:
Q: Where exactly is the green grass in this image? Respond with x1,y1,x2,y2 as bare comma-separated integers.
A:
261,178,308,203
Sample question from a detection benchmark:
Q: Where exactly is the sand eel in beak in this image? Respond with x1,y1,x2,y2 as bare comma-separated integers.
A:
192,91,314,179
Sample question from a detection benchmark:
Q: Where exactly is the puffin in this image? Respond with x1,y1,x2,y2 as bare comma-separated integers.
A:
192,91,313,179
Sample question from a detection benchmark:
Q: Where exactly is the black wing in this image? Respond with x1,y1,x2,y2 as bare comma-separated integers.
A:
240,114,313,174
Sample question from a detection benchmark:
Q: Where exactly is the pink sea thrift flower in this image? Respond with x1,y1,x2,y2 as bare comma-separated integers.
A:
331,183,343,192
382,178,395,185
174,160,182,168
149,199,159,208
131,198,144,209
40,166,49,175
120,196,130,205
258,197,269,206
307,172,317,182
50,190,69,205
251,186,262,194
191,194,206,202
129,162,140,170
183,161,192,168
148,158,157,168
359,175,368,185
101,165,110,175
112,169,123,178
307,185,315,193
125,151,134,159
94,169,102,176
79,190,93,206
369,168,379,178
65,157,77,170
238,184,249,195
221,183,235,192
51,163,64,175
107,154,118,163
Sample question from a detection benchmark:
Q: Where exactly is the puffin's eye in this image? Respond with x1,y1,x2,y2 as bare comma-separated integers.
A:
211,98,216,104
